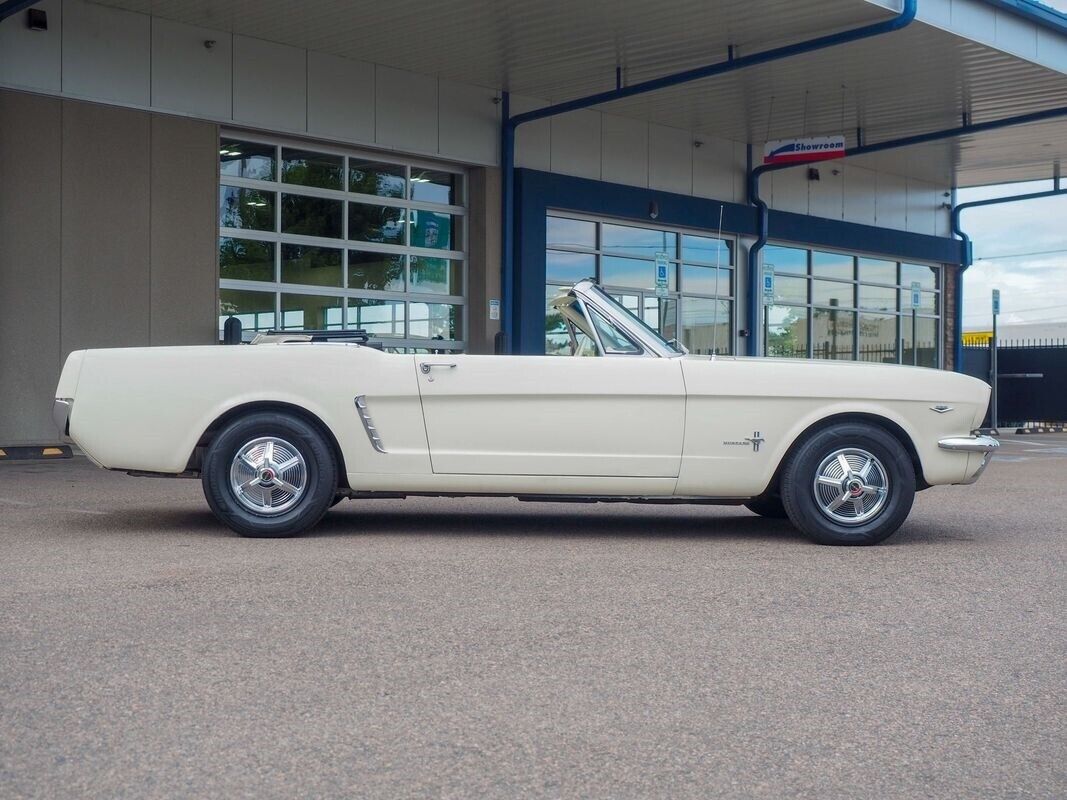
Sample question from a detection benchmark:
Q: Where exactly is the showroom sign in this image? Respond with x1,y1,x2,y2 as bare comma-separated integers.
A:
763,135,846,165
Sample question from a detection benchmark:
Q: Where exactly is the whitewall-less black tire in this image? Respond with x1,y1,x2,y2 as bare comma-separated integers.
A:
780,422,915,546
201,411,338,538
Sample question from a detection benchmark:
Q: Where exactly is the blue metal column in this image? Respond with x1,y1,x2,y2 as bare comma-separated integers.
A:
951,184,1067,371
746,104,1067,356
499,0,918,352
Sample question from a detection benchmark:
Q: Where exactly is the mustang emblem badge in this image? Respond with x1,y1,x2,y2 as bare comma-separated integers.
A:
745,432,766,452
930,405,954,414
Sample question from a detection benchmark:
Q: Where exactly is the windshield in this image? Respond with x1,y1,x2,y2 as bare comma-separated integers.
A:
588,285,686,354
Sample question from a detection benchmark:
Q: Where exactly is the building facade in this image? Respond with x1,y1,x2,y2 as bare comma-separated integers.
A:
2,0,1066,444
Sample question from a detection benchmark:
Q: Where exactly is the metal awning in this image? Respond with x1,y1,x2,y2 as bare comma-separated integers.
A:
87,0,1067,186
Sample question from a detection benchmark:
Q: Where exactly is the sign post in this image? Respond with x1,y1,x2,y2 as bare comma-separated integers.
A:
654,252,669,299
991,289,1000,430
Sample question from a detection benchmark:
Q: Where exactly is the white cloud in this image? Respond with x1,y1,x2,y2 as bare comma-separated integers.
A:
957,181,1067,331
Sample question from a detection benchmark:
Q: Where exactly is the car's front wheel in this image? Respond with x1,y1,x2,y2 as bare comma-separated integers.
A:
201,411,337,538
780,422,915,546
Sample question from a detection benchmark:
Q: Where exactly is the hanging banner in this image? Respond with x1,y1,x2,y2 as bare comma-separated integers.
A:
763,135,846,165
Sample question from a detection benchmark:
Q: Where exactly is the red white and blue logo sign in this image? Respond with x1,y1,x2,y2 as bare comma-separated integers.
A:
763,135,846,165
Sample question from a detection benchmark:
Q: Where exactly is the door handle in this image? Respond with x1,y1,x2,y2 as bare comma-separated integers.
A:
420,362,456,380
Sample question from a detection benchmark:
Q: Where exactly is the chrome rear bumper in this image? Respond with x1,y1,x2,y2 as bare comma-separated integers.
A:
938,435,999,485
52,398,73,435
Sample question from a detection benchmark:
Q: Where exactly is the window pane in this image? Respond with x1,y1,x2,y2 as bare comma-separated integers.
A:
901,263,939,290
281,245,342,287
902,315,939,367
349,202,405,244
681,235,732,265
858,313,898,364
220,186,275,231
681,264,732,296
589,308,640,353
682,297,731,356
546,250,595,283
281,148,343,190
220,139,275,181
281,194,342,239
601,223,676,258
547,217,595,249
348,251,405,292
410,256,461,295
349,160,405,198
773,274,808,305
280,293,343,330
219,237,274,282
858,283,897,312
900,289,939,314
812,307,855,360
766,305,809,358
349,298,405,337
763,245,807,275
410,169,457,204
409,302,460,340
546,286,573,356
602,255,675,291
858,257,897,285
812,251,854,280
812,280,854,307
219,288,275,335
410,209,458,250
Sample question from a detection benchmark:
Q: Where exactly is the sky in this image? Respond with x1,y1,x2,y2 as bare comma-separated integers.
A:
956,181,1067,331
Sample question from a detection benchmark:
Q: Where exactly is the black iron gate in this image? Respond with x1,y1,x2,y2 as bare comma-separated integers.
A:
962,339,1067,427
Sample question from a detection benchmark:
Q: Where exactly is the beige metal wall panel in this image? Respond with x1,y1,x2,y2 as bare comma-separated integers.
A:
876,172,908,230
307,51,375,145
62,0,150,106
1036,28,1067,72
233,35,306,133
151,18,232,120
843,164,878,226
808,161,845,221
512,95,551,171
906,179,939,236
769,168,808,215
601,113,649,188
994,11,1039,60
0,91,62,445
648,124,692,195
60,101,151,354
375,65,438,155
0,0,62,92
951,0,997,44
438,79,499,165
550,109,602,181
915,0,952,27
149,114,218,346
692,135,737,203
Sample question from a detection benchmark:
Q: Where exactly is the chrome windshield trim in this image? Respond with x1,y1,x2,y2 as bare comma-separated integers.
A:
354,395,386,453
570,279,679,358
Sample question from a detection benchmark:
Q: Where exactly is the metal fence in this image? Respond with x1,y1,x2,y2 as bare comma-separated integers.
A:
962,338,1067,428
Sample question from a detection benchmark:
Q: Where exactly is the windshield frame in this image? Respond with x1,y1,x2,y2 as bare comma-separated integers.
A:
576,282,686,357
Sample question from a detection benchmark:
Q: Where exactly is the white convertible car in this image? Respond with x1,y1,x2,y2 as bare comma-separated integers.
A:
53,279,997,545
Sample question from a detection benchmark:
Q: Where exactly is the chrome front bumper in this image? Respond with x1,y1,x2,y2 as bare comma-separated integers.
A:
938,435,999,485
52,398,73,435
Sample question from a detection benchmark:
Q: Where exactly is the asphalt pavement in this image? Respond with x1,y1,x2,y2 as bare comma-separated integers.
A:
1,435,1065,799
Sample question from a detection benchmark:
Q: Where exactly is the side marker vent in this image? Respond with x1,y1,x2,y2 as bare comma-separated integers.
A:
354,395,386,453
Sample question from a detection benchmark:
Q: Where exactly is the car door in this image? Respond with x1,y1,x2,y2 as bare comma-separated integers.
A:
415,354,685,477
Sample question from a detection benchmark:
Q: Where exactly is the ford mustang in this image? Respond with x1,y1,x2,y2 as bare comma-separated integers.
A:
53,279,997,545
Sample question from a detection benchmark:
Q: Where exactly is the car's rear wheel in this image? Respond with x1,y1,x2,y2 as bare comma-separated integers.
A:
201,411,337,538
780,422,915,546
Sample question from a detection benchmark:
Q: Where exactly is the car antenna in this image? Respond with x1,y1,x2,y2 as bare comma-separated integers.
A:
709,203,725,360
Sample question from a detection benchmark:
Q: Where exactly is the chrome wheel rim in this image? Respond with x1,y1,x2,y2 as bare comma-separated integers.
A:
812,448,890,526
228,436,308,516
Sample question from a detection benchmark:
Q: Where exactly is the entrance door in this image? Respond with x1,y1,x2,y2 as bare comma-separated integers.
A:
415,354,685,477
